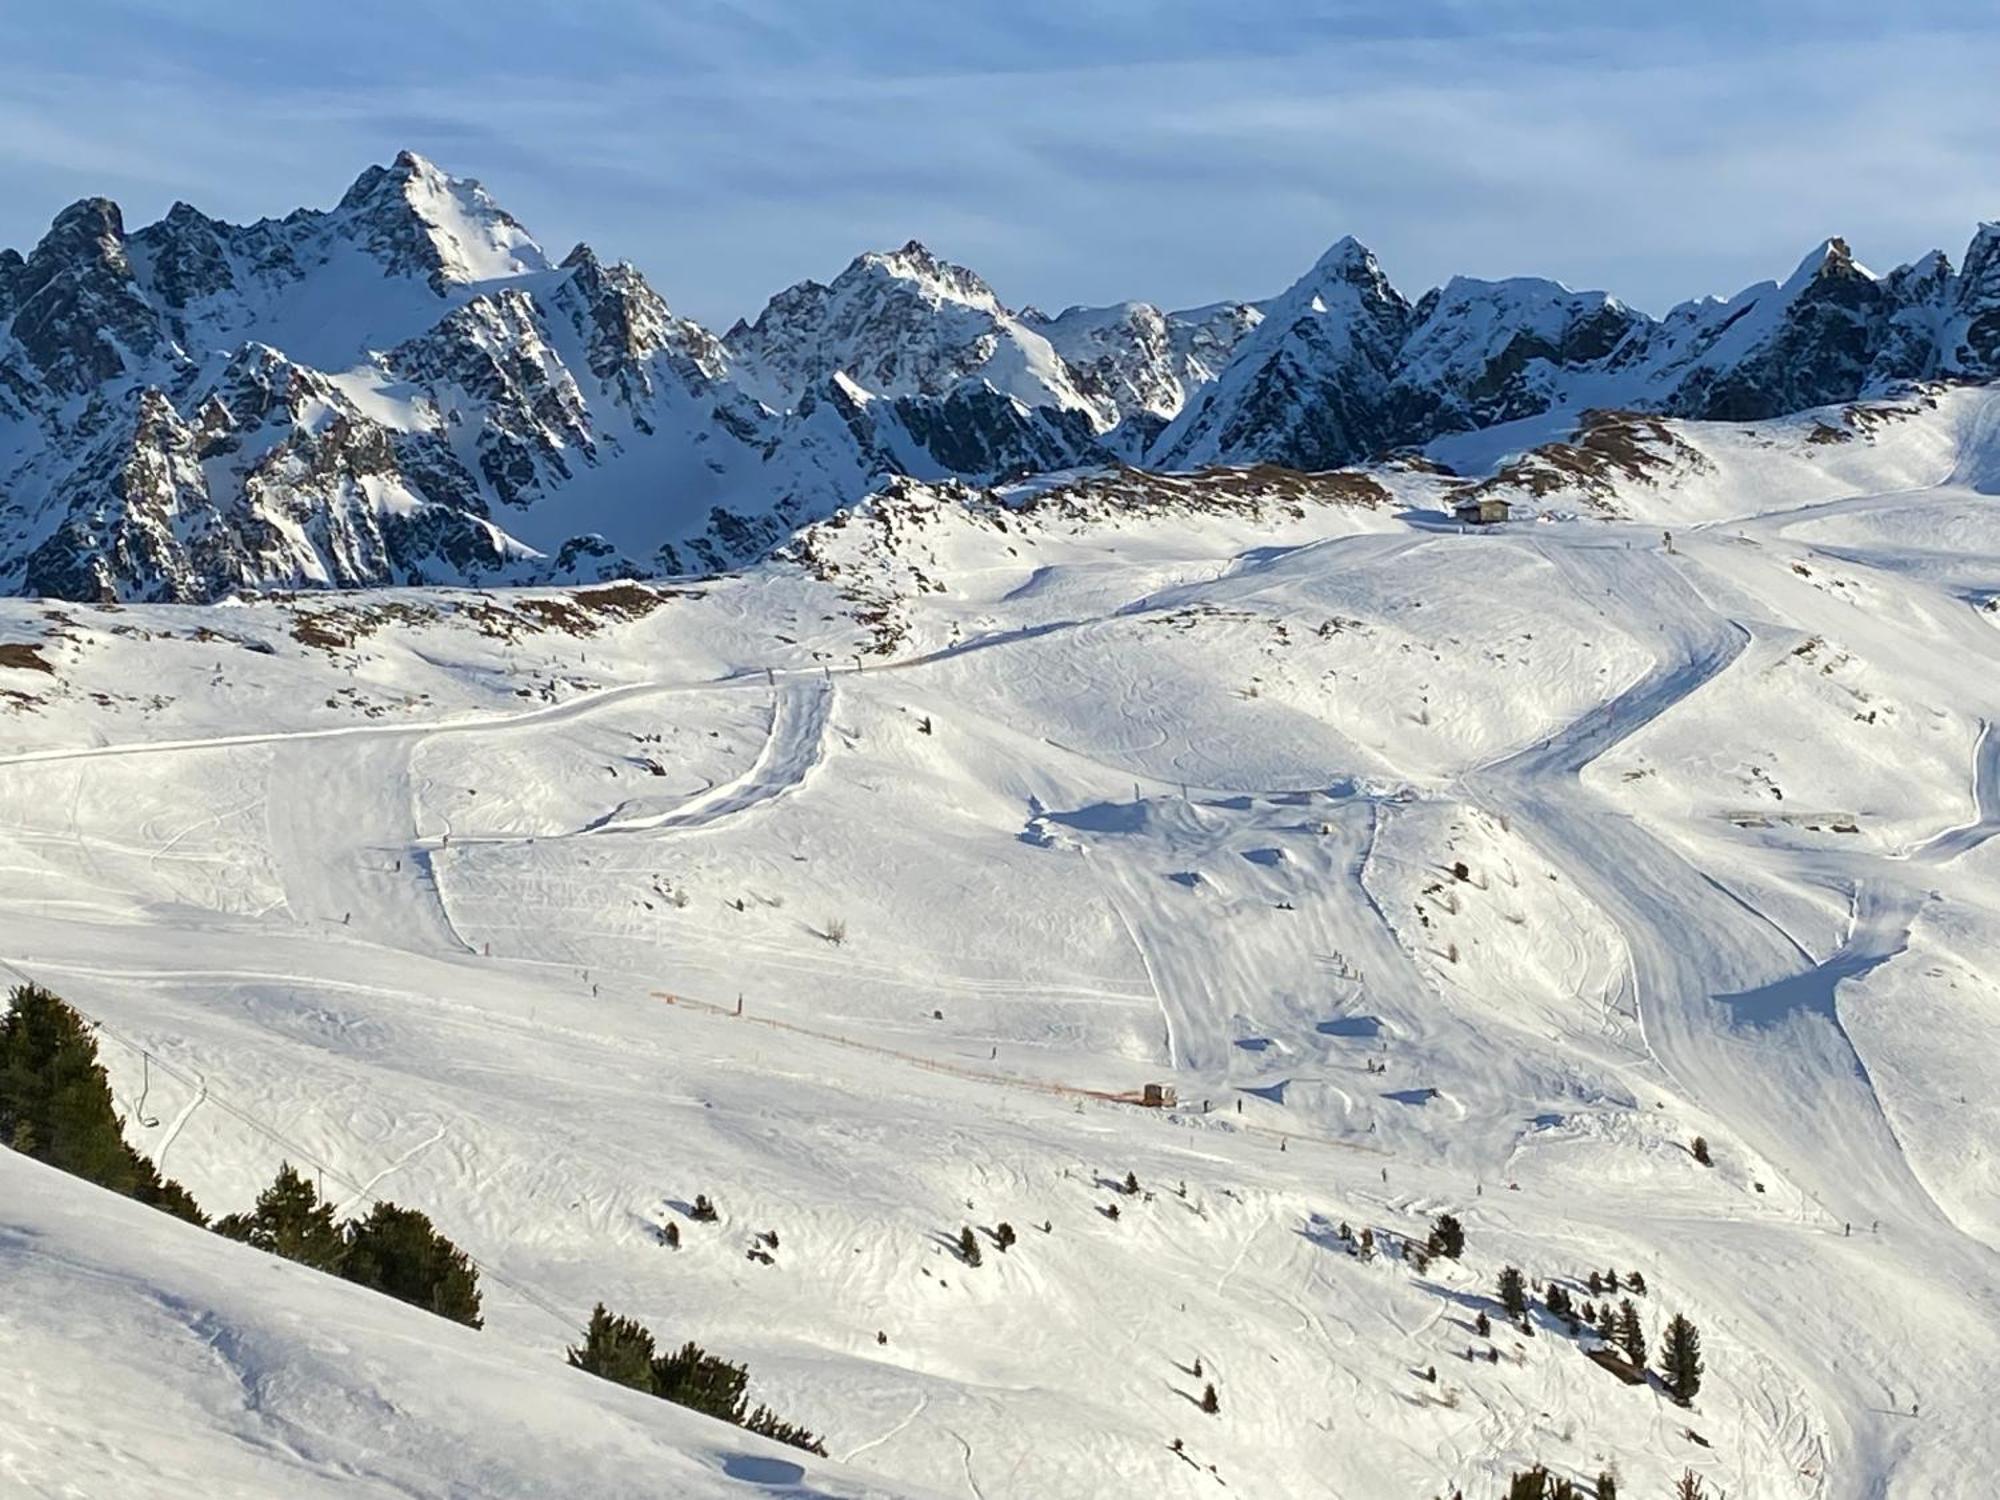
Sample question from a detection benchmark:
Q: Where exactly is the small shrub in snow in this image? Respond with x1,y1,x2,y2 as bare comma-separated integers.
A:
1429,1212,1465,1260
958,1225,981,1266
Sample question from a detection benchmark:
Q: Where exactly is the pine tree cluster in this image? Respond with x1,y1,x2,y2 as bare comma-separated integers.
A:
0,984,205,1225
215,1163,484,1328
567,1303,827,1455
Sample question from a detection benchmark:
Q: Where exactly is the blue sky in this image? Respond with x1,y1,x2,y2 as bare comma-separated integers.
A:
3,2,1996,325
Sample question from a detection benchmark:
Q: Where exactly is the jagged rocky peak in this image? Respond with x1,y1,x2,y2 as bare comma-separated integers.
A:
130,200,240,310
8,194,168,395
723,236,1101,422
845,238,1004,311
333,149,549,291
1147,234,1412,472
557,242,727,384
1947,222,2000,375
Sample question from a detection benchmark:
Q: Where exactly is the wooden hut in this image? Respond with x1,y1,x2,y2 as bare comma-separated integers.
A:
1453,496,1512,526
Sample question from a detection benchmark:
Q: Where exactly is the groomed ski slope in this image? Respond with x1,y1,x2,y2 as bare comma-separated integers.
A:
2,388,1999,1497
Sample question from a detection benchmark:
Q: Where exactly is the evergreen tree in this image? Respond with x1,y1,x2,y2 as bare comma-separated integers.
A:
662,1221,680,1249
1594,1305,1616,1345
1430,1212,1466,1259
567,1303,657,1392
1587,1271,1603,1296
1660,1313,1704,1405
1594,1471,1616,1500
214,1163,346,1273
958,1225,982,1266
1506,1466,1550,1500
342,1201,483,1328
690,1193,718,1222
1498,1265,1527,1322
1674,1471,1706,1500
1200,1382,1219,1414
1627,1271,1647,1296
1616,1298,1646,1369
1475,1311,1491,1338
1604,1268,1620,1292
995,1221,1017,1252
1691,1136,1711,1166
1124,1170,1140,1195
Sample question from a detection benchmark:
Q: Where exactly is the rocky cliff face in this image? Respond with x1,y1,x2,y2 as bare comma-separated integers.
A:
3,153,1997,602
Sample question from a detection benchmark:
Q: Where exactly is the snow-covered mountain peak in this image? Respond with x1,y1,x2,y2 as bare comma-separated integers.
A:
331,151,549,290
846,238,1001,312
722,240,1102,424
1780,234,1872,297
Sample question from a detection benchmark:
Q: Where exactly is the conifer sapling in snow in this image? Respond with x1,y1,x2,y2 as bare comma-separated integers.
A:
1691,1136,1711,1166
1616,1298,1646,1368
958,1225,981,1266
1660,1312,1704,1405
1498,1265,1527,1322
1200,1382,1219,1414
1429,1212,1465,1259
995,1221,1017,1252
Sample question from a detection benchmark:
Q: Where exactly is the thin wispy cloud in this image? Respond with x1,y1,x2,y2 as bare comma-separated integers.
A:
1,3,1995,325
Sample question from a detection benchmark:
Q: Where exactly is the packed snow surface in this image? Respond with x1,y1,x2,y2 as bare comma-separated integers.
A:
3,389,1999,1498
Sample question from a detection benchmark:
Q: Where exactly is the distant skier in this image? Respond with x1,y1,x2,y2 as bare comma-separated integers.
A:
1662,529,1675,554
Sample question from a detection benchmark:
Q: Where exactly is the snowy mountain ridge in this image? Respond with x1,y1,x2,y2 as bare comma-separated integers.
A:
6,153,2000,604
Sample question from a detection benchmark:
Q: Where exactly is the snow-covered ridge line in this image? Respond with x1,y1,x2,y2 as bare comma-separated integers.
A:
4,152,1999,605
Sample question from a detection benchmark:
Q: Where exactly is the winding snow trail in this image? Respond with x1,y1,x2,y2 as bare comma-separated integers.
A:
1464,537,2000,1497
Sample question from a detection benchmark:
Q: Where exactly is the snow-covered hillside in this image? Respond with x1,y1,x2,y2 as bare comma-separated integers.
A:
3,384,1998,1497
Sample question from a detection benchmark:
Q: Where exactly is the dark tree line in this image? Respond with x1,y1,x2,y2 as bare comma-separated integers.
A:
568,1303,826,1454
0,983,204,1224
2,984,480,1327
